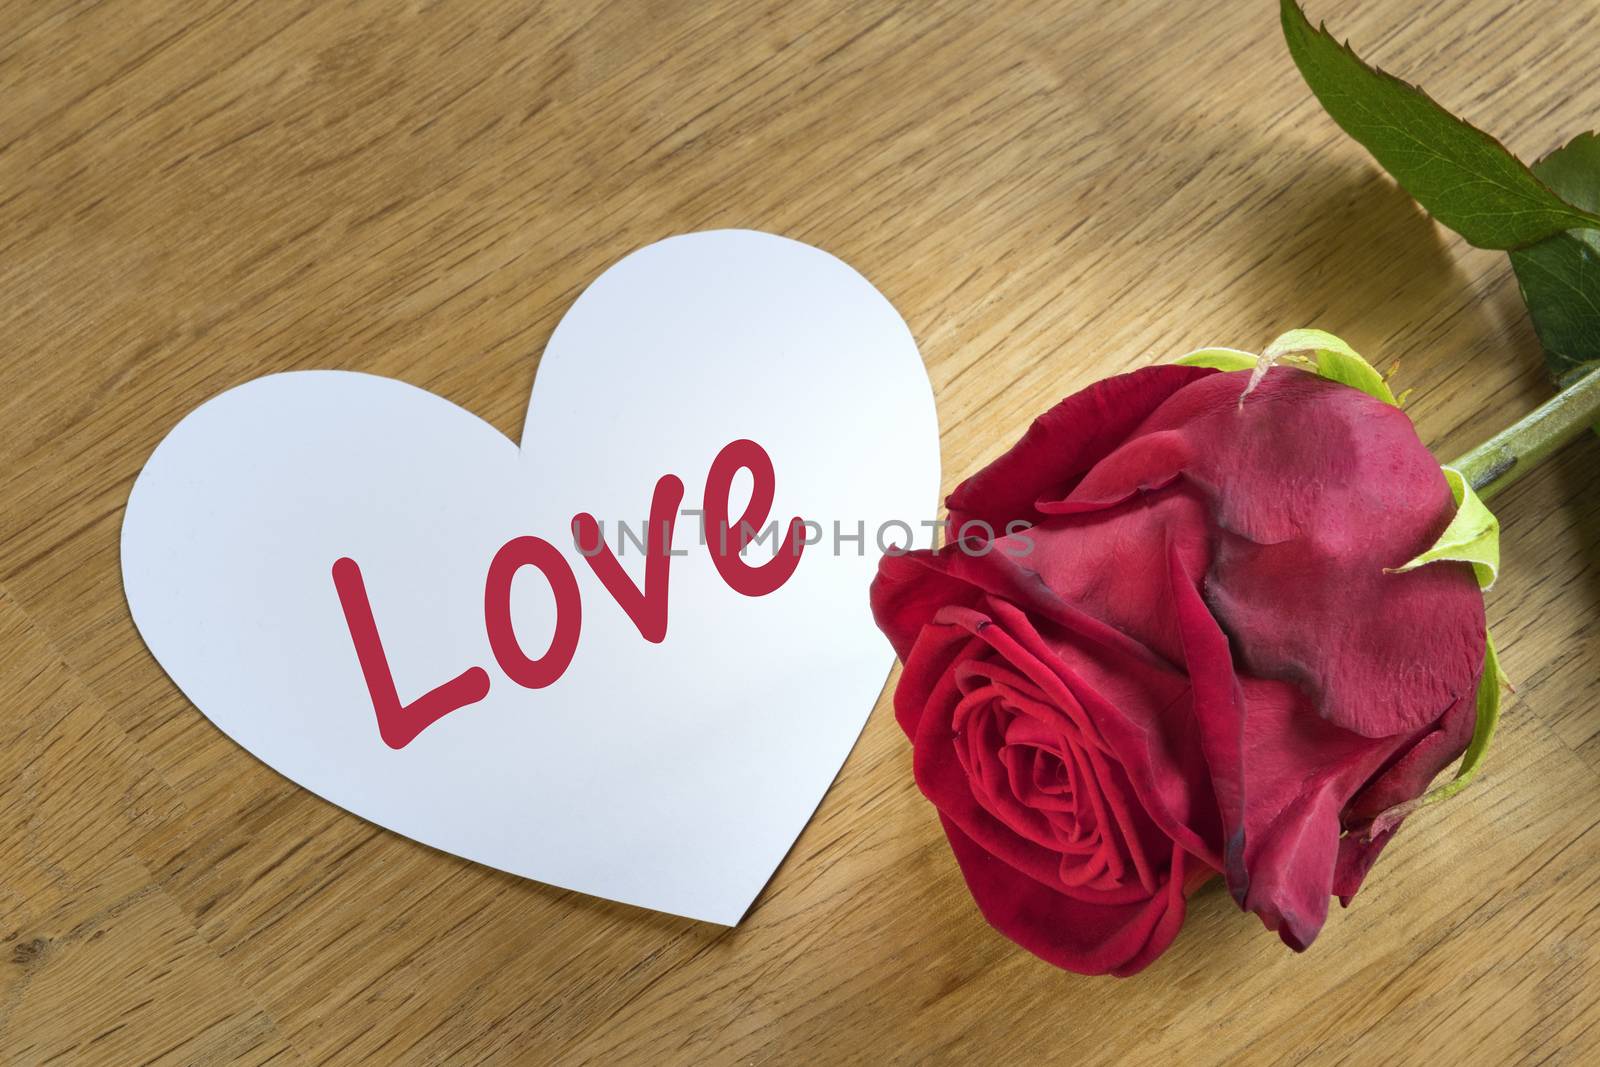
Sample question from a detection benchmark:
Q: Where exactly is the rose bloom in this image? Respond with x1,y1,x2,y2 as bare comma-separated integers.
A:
872,365,1486,976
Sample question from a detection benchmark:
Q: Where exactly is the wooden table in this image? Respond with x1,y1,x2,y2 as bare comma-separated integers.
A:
4,1,1598,1062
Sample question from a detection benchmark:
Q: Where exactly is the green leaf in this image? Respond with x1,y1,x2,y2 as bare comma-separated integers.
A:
1509,132,1600,386
1174,347,1258,371
1526,131,1600,225
1262,328,1398,406
1281,0,1600,249
1177,331,1402,406
1388,466,1500,590
1371,632,1504,836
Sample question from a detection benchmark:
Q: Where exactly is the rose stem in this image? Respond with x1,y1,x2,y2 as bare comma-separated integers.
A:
1448,364,1600,501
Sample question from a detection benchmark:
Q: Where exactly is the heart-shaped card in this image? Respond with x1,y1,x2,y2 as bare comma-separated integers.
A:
121,230,939,923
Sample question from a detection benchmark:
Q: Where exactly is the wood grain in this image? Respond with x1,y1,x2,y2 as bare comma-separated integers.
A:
3,0,1598,1062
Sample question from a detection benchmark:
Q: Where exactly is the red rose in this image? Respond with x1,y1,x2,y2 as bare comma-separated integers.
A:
872,364,1486,976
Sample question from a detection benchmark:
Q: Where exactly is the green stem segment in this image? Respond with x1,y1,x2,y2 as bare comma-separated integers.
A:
1449,365,1600,501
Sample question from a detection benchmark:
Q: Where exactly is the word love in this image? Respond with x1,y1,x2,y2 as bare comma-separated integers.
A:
332,439,804,749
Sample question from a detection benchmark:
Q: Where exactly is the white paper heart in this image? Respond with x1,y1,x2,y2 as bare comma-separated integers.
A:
121,230,939,923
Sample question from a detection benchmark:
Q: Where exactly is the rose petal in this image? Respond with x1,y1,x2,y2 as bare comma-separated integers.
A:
942,815,1192,977
1333,691,1476,903
890,606,982,738
1067,368,1484,739
883,539,1226,871
983,598,1223,871
945,364,1216,536
872,548,984,664
1167,539,1389,949
908,607,1163,906
1343,691,1478,825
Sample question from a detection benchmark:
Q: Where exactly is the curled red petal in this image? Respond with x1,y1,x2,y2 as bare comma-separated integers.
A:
945,364,1216,535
